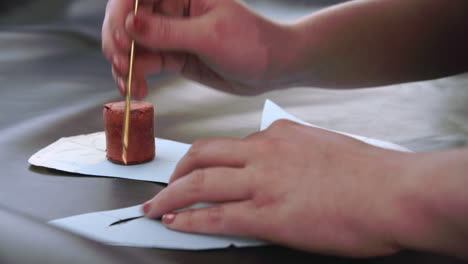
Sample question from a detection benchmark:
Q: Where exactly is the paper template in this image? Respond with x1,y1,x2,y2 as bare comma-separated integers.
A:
29,133,190,184
50,205,265,250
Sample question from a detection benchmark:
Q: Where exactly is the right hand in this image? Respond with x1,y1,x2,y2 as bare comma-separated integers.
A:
141,119,413,257
102,0,297,98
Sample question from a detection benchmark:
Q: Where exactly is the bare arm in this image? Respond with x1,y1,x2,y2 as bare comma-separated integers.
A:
276,0,468,88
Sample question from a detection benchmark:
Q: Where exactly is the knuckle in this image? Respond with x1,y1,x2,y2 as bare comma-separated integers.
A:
243,131,264,141
154,17,172,42
207,206,224,226
187,169,206,194
186,139,210,158
180,209,195,230
227,202,258,235
206,206,246,235
268,119,298,131
256,137,287,153
252,193,279,209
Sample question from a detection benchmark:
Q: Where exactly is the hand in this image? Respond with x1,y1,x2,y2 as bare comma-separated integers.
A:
142,119,415,257
102,0,296,97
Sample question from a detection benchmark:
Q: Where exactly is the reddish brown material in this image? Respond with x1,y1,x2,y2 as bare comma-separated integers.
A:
103,101,155,165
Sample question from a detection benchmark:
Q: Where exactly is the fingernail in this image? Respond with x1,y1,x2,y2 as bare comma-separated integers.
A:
111,67,117,79
118,77,125,95
127,13,146,33
115,29,130,50
142,202,151,215
113,55,120,70
114,29,122,43
162,213,176,225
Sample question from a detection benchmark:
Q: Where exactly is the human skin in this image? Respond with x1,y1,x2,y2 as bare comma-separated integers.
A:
143,120,468,258
102,0,295,96
102,0,468,96
102,0,468,258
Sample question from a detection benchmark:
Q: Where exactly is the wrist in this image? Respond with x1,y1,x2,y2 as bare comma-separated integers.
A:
391,149,468,258
351,150,418,256
263,22,307,89
266,16,332,89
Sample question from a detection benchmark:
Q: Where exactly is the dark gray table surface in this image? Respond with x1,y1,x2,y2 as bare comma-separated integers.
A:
1,0,467,263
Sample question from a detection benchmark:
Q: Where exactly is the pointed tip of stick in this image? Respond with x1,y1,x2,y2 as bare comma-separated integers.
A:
122,150,128,165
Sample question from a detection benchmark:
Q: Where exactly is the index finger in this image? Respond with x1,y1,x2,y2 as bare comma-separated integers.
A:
102,0,159,60
169,138,252,184
145,167,253,219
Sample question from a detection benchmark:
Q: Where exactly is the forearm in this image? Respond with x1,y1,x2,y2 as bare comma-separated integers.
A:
275,0,468,88
395,148,468,258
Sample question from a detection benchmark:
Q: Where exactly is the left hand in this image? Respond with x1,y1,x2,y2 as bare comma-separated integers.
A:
142,119,414,257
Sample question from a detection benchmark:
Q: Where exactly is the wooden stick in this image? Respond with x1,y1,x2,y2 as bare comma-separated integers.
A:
122,0,140,165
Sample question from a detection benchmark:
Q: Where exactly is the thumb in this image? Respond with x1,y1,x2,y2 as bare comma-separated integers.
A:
125,9,210,54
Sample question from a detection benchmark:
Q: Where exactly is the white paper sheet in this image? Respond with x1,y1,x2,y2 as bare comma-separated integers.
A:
28,132,190,184
50,205,265,250
261,100,411,152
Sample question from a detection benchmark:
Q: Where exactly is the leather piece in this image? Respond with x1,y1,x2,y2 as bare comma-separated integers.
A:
104,101,156,165
0,0,467,263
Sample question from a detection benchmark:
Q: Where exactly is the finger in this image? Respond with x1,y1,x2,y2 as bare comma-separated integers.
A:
102,0,134,61
109,0,162,52
157,0,191,17
113,24,131,52
112,67,126,97
104,1,160,69
112,46,152,77
144,167,253,219
114,54,149,99
154,51,187,73
132,50,186,76
160,202,256,236
115,70,146,99
125,74,143,99
115,51,150,99
112,66,126,96
111,65,119,81
102,0,159,66
111,53,128,77
133,71,148,99
125,9,212,54
115,50,184,99
169,138,251,184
